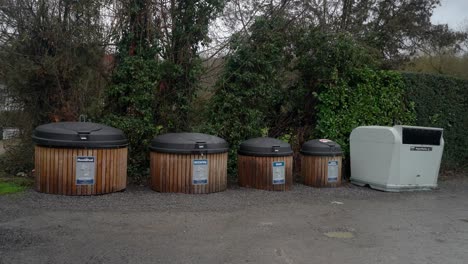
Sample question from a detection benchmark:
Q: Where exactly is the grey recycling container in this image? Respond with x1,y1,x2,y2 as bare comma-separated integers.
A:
237,137,293,191
149,132,229,194
350,125,444,191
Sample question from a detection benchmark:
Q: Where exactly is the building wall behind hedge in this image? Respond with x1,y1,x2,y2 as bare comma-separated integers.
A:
402,72,468,170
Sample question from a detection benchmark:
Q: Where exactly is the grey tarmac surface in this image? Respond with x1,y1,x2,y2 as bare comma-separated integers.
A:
1,176,467,264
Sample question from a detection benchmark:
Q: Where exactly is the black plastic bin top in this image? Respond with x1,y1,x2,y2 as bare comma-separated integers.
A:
238,137,293,157
150,132,228,154
300,139,342,156
32,122,128,148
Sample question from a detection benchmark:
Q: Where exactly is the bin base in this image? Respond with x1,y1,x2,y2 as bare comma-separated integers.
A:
351,178,437,192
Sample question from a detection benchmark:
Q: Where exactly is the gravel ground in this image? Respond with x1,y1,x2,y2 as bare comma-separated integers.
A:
1,177,468,264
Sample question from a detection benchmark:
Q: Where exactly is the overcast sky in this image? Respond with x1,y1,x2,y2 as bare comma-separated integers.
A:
431,0,468,30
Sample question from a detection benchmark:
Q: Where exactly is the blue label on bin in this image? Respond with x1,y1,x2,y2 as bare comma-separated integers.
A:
272,161,285,184
193,159,208,185
328,160,339,183
76,156,95,185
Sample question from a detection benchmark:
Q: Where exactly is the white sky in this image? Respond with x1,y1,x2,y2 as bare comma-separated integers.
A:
431,0,468,30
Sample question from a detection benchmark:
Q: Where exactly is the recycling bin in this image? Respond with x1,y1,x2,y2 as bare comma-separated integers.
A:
237,137,293,191
350,125,444,191
300,139,343,187
32,122,128,195
150,133,228,194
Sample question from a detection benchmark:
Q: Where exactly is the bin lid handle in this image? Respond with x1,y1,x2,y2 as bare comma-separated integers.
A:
195,142,207,149
272,145,280,152
77,131,90,140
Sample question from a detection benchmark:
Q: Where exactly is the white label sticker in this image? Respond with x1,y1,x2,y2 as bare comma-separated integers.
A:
193,159,208,185
76,156,95,185
327,160,339,183
272,161,285,185
410,146,432,151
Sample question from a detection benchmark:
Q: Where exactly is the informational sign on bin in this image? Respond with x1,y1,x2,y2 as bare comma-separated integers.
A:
327,160,339,183
272,161,285,184
193,159,209,185
76,156,96,185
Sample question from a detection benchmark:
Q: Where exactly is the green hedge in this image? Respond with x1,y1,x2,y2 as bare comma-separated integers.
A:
316,69,415,157
402,72,468,170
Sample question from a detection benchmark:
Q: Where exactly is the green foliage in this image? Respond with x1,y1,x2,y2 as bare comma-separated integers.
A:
285,31,379,141
101,0,225,181
0,182,26,195
102,52,161,182
292,30,415,159
101,0,160,182
156,58,203,131
0,177,34,195
202,15,291,175
295,31,378,85
315,69,416,155
0,0,107,126
0,0,107,176
355,0,444,68
0,137,34,176
156,0,225,132
402,72,468,170
403,54,468,80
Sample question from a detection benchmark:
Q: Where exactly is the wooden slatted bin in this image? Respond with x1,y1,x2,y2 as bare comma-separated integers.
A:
32,122,128,195
301,139,343,188
150,133,228,194
238,137,293,191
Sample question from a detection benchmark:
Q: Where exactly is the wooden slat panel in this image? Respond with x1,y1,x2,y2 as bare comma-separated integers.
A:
77,148,83,196
237,155,293,191
101,148,107,194
150,152,228,194
57,148,63,194
116,148,121,191
301,155,342,188
111,148,115,193
88,149,94,194
34,147,39,191
45,146,49,193
34,146,127,195
105,149,111,193
192,154,198,194
64,148,69,194
96,148,102,194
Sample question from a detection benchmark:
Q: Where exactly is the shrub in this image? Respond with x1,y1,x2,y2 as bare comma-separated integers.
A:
102,54,161,183
315,69,416,156
201,15,291,176
402,72,468,170
294,31,414,156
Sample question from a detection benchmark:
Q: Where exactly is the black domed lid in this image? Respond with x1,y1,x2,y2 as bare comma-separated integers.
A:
238,137,293,157
32,122,128,148
300,139,342,156
150,133,228,154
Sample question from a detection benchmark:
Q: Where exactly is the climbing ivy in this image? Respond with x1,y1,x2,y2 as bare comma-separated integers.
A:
315,68,416,156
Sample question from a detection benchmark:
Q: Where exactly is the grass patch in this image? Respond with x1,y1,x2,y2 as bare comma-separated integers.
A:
0,177,34,195
0,182,26,194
